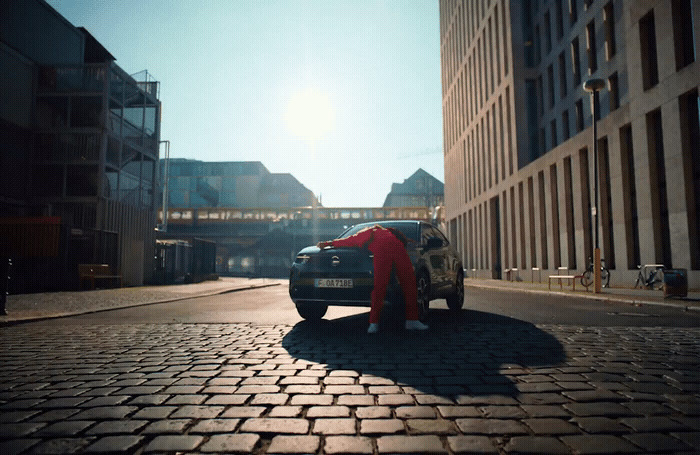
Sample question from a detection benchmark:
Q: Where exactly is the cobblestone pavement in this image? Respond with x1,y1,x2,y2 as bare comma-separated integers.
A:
1,319,699,454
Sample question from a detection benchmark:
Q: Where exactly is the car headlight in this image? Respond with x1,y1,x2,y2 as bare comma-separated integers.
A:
295,254,311,264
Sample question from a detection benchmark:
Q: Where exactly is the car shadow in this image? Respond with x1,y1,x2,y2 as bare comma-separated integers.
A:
281,308,565,399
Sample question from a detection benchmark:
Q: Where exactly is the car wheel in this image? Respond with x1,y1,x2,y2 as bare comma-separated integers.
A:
446,269,464,311
416,270,430,323
295,301,328,321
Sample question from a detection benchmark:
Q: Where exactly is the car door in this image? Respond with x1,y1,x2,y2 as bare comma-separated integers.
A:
421,224,448,292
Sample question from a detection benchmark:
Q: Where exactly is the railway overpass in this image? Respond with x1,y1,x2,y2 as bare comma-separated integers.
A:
157,206,442,278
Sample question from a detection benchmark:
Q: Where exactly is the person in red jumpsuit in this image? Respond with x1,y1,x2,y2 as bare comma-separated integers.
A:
317,225,429,333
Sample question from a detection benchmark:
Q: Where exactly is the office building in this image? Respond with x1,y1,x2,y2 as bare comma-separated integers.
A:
440,0,699,287
1,0,161,289
383,168,445,208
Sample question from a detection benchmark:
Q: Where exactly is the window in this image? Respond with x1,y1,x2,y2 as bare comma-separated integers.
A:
579,148,592,267
547,64,555,108
564,156,576,269
551,119,558,148
550,164,562,268
571,37,581,86
556,0,564,39
545,11,553,54
537,75,544,117
679,90,700,269
620,125,640,268
569,0,578,25
562,109,571,140
535,24,542,64
538,171,548,269
608,72,619,111
603,2,616,60
672,0,696,70
599,137,615,269
558,52,568,98
586,20,597,74
646,109,672,267
575,99,584,132
640,11,659,90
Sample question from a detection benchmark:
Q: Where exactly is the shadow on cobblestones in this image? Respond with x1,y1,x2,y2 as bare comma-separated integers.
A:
282,309,565,399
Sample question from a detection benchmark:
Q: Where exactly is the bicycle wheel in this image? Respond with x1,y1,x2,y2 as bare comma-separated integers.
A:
581,270,593,288
601,267,610,287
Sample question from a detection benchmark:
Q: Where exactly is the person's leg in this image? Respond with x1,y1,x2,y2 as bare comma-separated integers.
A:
393,249,419,321
369,253,391,324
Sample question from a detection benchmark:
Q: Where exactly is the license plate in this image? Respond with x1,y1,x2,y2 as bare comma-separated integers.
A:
315,278,353,288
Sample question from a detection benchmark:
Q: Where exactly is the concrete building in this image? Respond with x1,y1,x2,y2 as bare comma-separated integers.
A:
440,0,699,287
382,168,445,208
1,0,161,289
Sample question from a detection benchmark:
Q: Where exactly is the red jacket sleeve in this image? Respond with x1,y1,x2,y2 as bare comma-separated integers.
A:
331,227,374,248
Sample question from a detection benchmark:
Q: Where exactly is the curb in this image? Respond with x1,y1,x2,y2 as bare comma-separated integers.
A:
0,282,281,327
464,280,700,312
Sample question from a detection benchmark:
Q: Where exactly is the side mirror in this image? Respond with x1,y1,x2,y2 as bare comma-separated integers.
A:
426,237,443,249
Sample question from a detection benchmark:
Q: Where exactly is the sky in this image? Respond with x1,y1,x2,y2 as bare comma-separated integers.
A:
47,0,444,208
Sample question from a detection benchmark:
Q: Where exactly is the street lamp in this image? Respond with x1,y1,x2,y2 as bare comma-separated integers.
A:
159,140,170,232
583,78,605,294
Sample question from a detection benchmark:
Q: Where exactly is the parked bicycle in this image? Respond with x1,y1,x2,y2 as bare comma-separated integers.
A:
580,257,610,288
634,264,665,290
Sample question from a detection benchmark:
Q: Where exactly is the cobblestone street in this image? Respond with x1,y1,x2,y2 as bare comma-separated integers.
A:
1,319,699,454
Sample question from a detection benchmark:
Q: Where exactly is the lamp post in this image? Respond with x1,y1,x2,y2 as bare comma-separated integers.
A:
159,140,170,232
583,78,605,294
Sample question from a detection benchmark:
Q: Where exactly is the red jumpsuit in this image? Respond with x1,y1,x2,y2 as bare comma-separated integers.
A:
329,226,419,324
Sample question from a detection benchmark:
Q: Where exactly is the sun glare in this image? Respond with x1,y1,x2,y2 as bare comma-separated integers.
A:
285,87,335,143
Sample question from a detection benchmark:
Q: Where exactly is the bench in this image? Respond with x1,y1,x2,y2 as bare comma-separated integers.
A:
78,264,122,290
548,267,583,291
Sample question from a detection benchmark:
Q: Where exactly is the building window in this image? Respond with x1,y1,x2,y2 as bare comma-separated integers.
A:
603,2,616,60
569,0,578,25
537,75,545,117
647,109,672,267
556,0,565,40
679,90,700,269
599,137,616,269
545,11,553,54
586,20,597,74
528,177,537,267
579,148,593,268
558,52,568,98
640,11,659,90
538,171,548,269
539,127,547,157
547,64,555,108
550,164,562,268
562,109,571,140
551,119,558,148
608,72,619,111
564,156,576,270
575,99,584,132
535,24,542,64
620,124,640,269
672,0,696,70
571,37,582,86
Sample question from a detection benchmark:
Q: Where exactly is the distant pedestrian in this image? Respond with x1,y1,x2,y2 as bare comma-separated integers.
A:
317,225,429,333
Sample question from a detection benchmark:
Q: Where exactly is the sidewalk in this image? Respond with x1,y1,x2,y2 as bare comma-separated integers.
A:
0,277,283,325
465,274,700,311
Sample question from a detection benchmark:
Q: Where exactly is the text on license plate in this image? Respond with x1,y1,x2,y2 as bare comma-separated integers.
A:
315,278,353,288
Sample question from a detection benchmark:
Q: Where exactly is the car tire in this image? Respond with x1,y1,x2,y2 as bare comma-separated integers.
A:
446,269,464,311
295,301,328,321
416,270,430,323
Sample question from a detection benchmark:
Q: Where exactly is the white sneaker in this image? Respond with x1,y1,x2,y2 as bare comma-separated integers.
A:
367,323,379,334
405,320,429,330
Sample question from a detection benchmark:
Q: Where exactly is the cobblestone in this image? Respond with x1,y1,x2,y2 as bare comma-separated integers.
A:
0,322,699,453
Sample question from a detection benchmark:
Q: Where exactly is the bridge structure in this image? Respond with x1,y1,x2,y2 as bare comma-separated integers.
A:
157,206,442,277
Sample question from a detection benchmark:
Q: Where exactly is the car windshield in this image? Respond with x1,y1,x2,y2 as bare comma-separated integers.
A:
338,222,420,243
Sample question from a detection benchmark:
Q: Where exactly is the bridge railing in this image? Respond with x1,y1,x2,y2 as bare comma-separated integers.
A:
159,206,439,225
